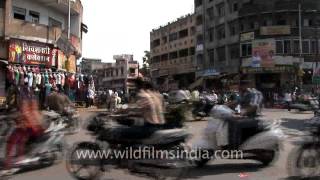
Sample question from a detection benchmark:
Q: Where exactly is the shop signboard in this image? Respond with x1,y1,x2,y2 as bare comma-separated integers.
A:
8,39,57,66
240,32,255,42
252,39,276,68
242,66,294,74
260,25,291,36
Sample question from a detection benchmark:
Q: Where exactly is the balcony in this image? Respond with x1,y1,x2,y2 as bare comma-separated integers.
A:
34,0,83,15
6,19,82,55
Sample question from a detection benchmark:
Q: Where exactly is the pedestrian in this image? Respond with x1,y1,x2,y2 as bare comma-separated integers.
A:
87,88,95,107
284,91,292,111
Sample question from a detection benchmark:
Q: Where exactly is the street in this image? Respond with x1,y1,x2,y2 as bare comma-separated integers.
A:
9,108,314,180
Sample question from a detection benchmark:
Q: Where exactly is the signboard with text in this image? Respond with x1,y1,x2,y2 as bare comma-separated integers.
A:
8,39,57,66
252,39,276,68
260,26,291,36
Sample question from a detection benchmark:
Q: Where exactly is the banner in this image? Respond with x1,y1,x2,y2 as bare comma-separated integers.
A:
66,55,76,73
57,50,67,70
252,39,276,68
8,39,56,66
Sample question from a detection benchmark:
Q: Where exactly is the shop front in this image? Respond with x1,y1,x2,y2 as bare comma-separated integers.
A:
5,38,87,107
241,66,295,104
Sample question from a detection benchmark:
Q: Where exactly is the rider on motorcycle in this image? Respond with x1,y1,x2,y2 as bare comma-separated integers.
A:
3,93,44,173
108,78,165,140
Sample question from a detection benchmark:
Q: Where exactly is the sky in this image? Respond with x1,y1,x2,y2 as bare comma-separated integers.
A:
81,0,194,64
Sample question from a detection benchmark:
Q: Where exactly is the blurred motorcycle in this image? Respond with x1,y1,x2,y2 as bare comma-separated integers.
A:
192,105,284,167
0,111,66,176
66,113,191,180
287,112,320,178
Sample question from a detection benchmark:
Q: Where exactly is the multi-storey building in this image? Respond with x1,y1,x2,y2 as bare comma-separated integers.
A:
150,14,197,91
80,58,103,74
92,55,139,94
238,0,320,101
195,0,320,100
0,0,85,105
194,0,242,79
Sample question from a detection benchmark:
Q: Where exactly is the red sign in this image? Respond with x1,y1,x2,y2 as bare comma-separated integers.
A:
9,39,57,66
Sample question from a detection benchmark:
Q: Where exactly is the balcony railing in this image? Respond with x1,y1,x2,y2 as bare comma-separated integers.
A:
34,0,82,15
6,19,82,55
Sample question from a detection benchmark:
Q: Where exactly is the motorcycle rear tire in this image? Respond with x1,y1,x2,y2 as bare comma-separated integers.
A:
287,144,320,179
66,142,102,180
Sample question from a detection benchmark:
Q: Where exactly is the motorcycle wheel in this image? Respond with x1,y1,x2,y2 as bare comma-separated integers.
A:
287,144,320,178
66,143,102,180
193,149,212,167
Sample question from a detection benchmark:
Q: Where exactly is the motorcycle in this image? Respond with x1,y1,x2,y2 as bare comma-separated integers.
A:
0,111,66,176
192,105,284,167
66,113,191,180
287,112,320,179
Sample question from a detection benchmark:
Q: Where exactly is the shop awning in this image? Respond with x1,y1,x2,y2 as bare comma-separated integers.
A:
189,77,204,90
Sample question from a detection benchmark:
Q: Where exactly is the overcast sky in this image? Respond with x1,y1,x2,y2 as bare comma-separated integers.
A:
81,0,194,63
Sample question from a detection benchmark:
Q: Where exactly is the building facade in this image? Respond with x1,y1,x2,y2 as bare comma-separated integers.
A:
0,0,84,105
238,0,320,102
194,0,320,95
80,58,103,74
91,55,139,94
150,14,197,91
195,0,242,76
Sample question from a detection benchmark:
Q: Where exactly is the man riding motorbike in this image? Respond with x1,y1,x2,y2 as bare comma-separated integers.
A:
106,78,166,140
223,86,263,149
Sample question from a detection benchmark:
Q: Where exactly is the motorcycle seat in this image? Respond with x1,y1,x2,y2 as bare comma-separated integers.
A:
142,129,189,145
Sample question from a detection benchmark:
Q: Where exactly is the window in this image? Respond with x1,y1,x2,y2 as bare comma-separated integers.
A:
276,41,284,54
195,0,202,7
29,11,39,23
217,3,225,17
232,2,238,12
197,54,204,64
189,47,195,56
162,36,168,44
241,43,252,57
208,27,214,42
129,68,135,74
229,22,237,36
302,40,310,54
207,7,214,20
277,19,286,25
179,48,189,58
161,54,168,61
190,26,196,35
179,29,188,39
196,15,203,25
304,19,310,27
169,51,178,60
240,23,244,31
208,49,215,66
217,46,226,61
13,6,26,20
311,40,318,54
230,44,240,59
169,32,178,42
49,17,62,29
249,22,255,29
217,26,225,40
152,39,160,48
284,40,291,54
293,40,300,54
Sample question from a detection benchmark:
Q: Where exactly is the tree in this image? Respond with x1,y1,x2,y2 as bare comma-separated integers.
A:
140,50,151,77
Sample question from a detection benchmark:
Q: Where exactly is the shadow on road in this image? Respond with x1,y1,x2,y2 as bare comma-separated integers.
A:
281,118,311,132
282,176,320,180
182,163,264,179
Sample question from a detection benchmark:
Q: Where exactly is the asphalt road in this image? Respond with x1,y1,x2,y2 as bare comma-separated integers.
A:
9,109,314,180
